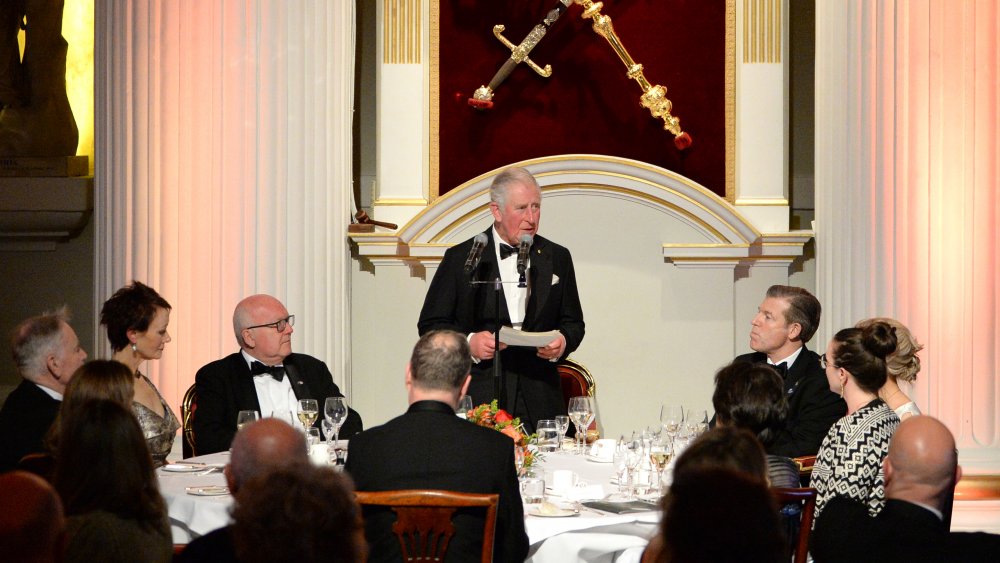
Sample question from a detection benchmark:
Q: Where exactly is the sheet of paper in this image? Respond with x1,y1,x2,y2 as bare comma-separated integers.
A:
499,326,560,347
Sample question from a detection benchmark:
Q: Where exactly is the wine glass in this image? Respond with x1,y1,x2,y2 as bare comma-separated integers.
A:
555,415,570,451
660,403,684,441
236,410,260,431
624,437,644,500
685,408,709,437
567,396,596,455
648,433,672,495
456,395,474,419
611,437,629,499
324,397,349,449
297,399,319,432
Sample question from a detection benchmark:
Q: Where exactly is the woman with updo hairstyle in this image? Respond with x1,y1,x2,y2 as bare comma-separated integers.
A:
811,321,901,520
856,317,923,420
100,281,179,467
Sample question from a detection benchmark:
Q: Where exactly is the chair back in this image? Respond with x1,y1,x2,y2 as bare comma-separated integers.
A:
771,486,817,563
355,489,499,563
792,455,816,486
557,357,596,403
181,383,197,458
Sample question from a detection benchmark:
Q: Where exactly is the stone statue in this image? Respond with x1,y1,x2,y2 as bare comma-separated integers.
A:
0,0,78,157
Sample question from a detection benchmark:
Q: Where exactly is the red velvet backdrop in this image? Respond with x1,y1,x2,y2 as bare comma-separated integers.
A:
438,0,727,197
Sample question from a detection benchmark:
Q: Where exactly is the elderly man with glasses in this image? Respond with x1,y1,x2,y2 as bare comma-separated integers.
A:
193,294,363,454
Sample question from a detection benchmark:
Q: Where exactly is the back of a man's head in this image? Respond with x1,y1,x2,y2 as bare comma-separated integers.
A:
885,416,959,510
0,471,65,563
11,309,69,381
409,330,471,392
227,418,308,493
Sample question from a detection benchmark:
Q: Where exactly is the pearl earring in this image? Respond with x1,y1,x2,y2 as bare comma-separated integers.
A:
131,343,137,353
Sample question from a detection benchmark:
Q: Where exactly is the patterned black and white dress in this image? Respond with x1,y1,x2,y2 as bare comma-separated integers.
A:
811,398,899,520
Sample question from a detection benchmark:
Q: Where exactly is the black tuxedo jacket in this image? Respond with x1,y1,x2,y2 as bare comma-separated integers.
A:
0,380,61,472
813,496,1000,562
193,352,363,455
345,400,529,563
735,347,846,458
418,229,585,430
176,525,237,563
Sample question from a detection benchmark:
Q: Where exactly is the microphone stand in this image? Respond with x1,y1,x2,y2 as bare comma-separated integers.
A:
467,275,524,411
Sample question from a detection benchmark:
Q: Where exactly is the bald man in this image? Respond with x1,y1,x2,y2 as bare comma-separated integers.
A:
813,416,1000,562
178,418,309,562
194,294,363,454
0,471,65,563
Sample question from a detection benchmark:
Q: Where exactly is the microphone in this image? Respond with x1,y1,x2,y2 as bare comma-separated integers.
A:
516,234,533,276
463,233,489,274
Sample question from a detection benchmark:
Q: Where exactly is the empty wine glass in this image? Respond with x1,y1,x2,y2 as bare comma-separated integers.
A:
555,415,570,451
612,437,629,499
297,399,319,433
567,396,596,455
324,397,349,449
685,408,709,437
624,437,644,500
660,403,684,441
236,410,260,432
456,395,474,419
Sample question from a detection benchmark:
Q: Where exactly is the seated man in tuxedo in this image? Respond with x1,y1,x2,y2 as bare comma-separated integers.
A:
0,309,87,472
418,166,585,432
812,416,1000,562
193,294,362,454
178,418,310,562
345,330,528,563
733,285,845,457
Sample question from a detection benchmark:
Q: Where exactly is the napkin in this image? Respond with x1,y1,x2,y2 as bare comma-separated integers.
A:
563,484,606,501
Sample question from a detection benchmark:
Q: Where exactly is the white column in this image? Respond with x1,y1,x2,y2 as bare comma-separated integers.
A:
94,0,355,409
816,0,1000,473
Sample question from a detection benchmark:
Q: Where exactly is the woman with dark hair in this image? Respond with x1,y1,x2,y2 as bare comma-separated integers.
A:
54,399,172,562
855,317,923,420
811,321,901,519
712,361,800,488
46,360,136,452
100,281,179,467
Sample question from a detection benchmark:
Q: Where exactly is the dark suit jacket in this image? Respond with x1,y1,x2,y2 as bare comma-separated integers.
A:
176,526,238,563
735,347,846,458
345,400,529,563
813,496,1000,562
418,229,585,430
193,352,363,454
0,379,61,472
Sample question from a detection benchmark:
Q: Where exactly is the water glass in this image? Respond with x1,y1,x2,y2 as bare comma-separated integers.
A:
536,419,559,452
456,395,474,419
520,476,545,505
555,415,570,450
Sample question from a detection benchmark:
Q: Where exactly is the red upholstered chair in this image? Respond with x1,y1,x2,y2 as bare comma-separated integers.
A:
771,487,818,563
557,358,598,435
181,383,197,458
354,489,498,563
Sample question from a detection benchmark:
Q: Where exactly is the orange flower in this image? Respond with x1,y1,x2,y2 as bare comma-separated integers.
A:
494,409,513,423
500,425,523,443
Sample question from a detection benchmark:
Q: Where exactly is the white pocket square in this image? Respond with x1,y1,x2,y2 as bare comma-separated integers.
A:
552,274,560,285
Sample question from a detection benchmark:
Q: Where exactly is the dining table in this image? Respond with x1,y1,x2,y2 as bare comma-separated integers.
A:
158,445,660,563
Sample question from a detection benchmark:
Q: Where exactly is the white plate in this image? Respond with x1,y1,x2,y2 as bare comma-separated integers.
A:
186,486,230,496
528,506,579,518
585,455,613,464
162,464,205,473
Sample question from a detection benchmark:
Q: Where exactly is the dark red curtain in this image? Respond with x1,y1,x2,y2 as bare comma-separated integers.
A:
438,0,727,196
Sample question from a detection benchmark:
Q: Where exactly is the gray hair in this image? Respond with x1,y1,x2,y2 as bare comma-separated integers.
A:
11,307,71,379
409,330,471,392
490,166,540,210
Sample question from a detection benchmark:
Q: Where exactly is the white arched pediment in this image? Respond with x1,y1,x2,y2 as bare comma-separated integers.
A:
352,155,810,264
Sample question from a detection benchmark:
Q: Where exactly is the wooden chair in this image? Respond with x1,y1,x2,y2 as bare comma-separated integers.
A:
771,487,818,563
792,454,816,486
557,357,596,404
181,383,197,458
354,489,499,563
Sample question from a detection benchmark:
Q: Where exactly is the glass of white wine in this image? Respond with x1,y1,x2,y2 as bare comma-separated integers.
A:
236,410,260,432
648,433,672,495
297,399,319,433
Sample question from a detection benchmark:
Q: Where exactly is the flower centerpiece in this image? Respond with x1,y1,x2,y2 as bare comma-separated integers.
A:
466,400,538,475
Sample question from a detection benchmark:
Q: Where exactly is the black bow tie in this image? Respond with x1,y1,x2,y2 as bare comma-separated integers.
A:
769,362,788,378
250,361,285,382
499,243,518,260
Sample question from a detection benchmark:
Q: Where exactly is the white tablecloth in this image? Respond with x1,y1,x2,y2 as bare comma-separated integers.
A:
160,449,659,562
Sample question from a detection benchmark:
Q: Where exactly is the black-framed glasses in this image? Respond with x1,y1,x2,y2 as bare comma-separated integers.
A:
245,315,295,332
820,353,838,369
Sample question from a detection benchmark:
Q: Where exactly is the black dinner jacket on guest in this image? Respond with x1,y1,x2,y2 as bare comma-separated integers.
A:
175,525,237,563
734,346,846,458
193,352,363,455
345,400,529,563
812,496,1000,563
0,379,61,472
418,228,585,431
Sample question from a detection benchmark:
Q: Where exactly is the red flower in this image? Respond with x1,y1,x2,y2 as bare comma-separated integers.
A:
494,409,513,423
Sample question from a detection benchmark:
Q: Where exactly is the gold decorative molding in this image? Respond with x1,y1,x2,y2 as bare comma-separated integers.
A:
725,0,736,203
955,475,1000,501
383,0,421,64
735,197,789,206
743,0,781,64
429,0,439,200
372,198,429,206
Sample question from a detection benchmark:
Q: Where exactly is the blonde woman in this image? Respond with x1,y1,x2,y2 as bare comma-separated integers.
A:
856,318,923,420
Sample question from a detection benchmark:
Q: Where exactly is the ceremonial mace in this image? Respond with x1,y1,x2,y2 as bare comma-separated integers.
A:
573,0,692,150
468,0,574,110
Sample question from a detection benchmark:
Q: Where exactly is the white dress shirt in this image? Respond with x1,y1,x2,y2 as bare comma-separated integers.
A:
493,226,528,327
242,349,298,425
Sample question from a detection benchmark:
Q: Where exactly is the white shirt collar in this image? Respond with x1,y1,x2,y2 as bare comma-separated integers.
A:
241,349,283,371
34,383,63,401
769,345,804,368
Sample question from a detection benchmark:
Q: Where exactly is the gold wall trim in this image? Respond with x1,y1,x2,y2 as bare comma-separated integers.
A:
735,197,789,206
383,0,421,64
726,0,736,204
429,0,439,199
373,198,430,206
743,0,781,64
